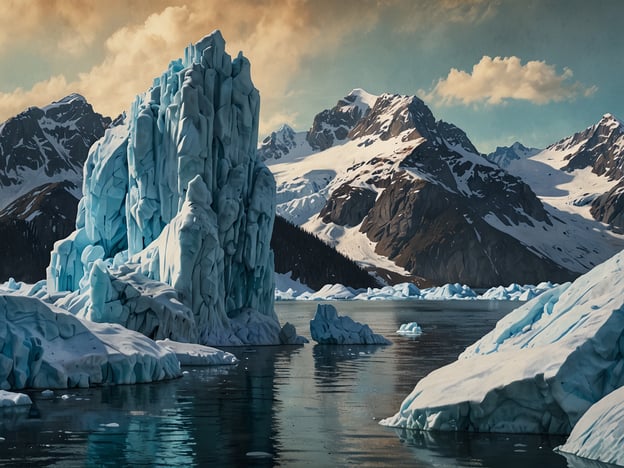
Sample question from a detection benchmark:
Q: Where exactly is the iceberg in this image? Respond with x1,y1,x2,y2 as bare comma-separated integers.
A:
310,304,390,345
45,31,301,346
156,339,238,366
381,249,624,434
0,295,180,389
556,386,624,466
0,390,31,407
274,280,557,302
396,322,422,336
420,283,476,300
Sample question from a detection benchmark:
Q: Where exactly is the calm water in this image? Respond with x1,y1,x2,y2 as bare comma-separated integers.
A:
0,301,601,467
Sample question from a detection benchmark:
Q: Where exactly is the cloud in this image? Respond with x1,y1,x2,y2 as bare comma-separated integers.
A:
424,55,597,106
0,0,386,132
0,1,508,133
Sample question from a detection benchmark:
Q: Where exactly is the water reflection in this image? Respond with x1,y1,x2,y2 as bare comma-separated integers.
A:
0,301,583,467
395,428,569,468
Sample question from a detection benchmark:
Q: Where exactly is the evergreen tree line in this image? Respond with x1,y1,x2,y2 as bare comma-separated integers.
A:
271,215,380,290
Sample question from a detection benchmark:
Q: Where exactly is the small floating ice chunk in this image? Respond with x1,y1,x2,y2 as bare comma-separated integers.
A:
41,389,54,398
101,423,120,428
0,390,32,407
396,322,422,336
156,339,238,366
246,451,272,458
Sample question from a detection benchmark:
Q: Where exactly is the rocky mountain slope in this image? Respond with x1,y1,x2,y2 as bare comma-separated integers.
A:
498,113,624,233
262,90,624,287
0,95,111,281
485,142,541,169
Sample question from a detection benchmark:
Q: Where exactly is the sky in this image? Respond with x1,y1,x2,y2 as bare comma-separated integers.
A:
0,0,622,153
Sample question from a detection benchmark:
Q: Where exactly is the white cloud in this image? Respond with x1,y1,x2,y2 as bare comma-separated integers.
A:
424,56,597,106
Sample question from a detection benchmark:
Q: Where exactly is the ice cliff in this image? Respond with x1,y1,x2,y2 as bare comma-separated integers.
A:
47,31,291,346
381,249,624,434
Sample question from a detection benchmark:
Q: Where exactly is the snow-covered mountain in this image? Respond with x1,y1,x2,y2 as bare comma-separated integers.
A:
0,94,111,209
485,142,541,169
263,90,624,287
0,95,111,281
502,113,624,232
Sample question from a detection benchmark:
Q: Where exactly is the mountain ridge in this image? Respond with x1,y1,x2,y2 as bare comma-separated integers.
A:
263,89,624,286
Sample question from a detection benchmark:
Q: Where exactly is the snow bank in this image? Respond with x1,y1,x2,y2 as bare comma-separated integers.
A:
0,295,180,389
156,339,238,366
556,386,624,465
310,304,390,345
381,249,624,434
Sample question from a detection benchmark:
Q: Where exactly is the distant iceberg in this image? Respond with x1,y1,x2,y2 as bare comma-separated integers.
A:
310,304,390,345
396,322,422,336
275,280,558,302
381,248,624,434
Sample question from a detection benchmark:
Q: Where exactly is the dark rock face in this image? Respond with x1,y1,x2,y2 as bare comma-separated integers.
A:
360,174,575,287
558,114,624,179
0,94,110,191
306,91,373,151
307,91,577,286
320,183,376,227
591,181,624,232
549,113,624,230
271,215,379,290
0,181,79,282
258,124,299,161
0,94,110,281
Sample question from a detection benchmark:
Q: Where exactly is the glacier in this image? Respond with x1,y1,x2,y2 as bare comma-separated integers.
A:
45,31,301,346
310,304,390,345
556,386,624,466
380,249,624,434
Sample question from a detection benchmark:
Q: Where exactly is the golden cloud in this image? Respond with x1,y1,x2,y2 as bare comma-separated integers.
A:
424,55,597,106
0,1,503,133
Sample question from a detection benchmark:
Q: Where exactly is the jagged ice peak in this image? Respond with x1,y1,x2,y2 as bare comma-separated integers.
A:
46,30,302,346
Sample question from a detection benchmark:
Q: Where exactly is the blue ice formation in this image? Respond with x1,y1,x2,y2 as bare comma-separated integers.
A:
310,304,390,345
0,295,180,389
381,249,624,433
47,31,294,346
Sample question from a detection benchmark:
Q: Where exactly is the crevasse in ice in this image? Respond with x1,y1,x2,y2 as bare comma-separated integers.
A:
47,31,294,346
